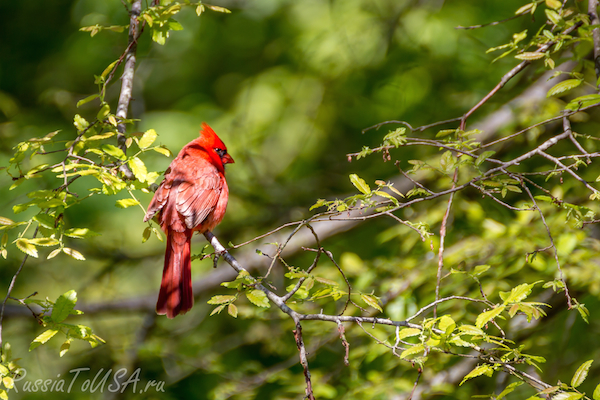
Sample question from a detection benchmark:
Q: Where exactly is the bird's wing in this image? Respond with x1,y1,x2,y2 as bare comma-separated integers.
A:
175,169,222,230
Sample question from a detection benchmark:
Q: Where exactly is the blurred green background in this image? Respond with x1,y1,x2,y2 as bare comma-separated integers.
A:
2,0,599,399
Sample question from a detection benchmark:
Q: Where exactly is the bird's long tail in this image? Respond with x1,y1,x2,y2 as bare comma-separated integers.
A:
157,229,193,318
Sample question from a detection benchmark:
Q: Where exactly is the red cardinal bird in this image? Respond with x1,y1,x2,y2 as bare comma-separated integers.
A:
144,123,234,318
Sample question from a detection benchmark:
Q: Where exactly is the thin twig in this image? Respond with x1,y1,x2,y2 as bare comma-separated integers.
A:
460,22,583,131
434,167,457,319
114,0,143,180
0,227,39,350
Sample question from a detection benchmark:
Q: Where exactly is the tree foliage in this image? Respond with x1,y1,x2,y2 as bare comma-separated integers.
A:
2,0,600,399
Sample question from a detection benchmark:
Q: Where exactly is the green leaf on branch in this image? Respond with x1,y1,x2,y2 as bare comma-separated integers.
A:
361,294,382,312
115,198,140,209
565,94,600,111
546,79,583,98
571,359,593,388
400,344,425,359
350,174,371,195
16,239,38,258
475,151,496,166
102,144,126,160
515,52,545,60
460,364,494,385
475,305,505,328
128,157,148,182
29,329,59,351
51,290,78,323
73,114,89,131
63,247,85,261
29,238,60,247
246,290,270,308
208,295,236,305
499,282,537,304
76,94,99,108
97,103,110,120
0,217,15,226
138,129,158,149
64,228,100,239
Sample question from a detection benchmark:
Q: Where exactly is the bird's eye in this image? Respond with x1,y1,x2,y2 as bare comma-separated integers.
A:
215,148,227,157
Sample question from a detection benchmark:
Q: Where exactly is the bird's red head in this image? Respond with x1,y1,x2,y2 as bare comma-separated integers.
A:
196,122,234,171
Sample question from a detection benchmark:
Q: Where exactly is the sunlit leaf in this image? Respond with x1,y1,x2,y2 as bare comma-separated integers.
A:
115,198,140,208
547,79,583,98
51,290,77,323
16,239,38,258
349,174,371,195
63,247,85,260
475,305,505,328
246,290,270,308
460,364,494,385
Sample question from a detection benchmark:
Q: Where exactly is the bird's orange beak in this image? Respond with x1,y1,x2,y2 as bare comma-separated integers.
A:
222,153,234,164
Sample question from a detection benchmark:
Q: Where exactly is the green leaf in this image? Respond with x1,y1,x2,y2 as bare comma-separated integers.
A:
73,114,89,131
59,339,71,357
439,151,455,174
475,151,496,166
571,360,593,388
372,190,399,205
397,328,421,340
210,304,226,316
152,145,172,157
593,382,600,400
208,295,236,305
86,132,115,141
547,79,583,98
458,325,485,336
565,94,600,111
142,227,151,243
2,376,14,389
439,315,456,334
63,247,85,261
500,282,535,304
96,103,110,120
545,0,561,9
515,3,534,14
472,265,490,276
15,239,38,258
0,217,15,226
515,52,545,60
33,214,55,229
76,94,99,108
52,290,77,323
460,364,494,385
115,198,140,208
206,4,231,13
101,60,119,79
228,303,238,318
102,144,126,160
47,248,61,260
28,238,59,247
246,290,270,308
128,157,148,182
349,174,371,195
138,129,158,149
64,228,100,238
553,393,584,400
475,305,505,328
361,294,382,312
400,343,425,359
29,329,59,351
545,9,561,25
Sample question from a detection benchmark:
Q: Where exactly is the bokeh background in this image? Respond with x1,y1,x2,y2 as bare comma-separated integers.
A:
2,0,599,399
